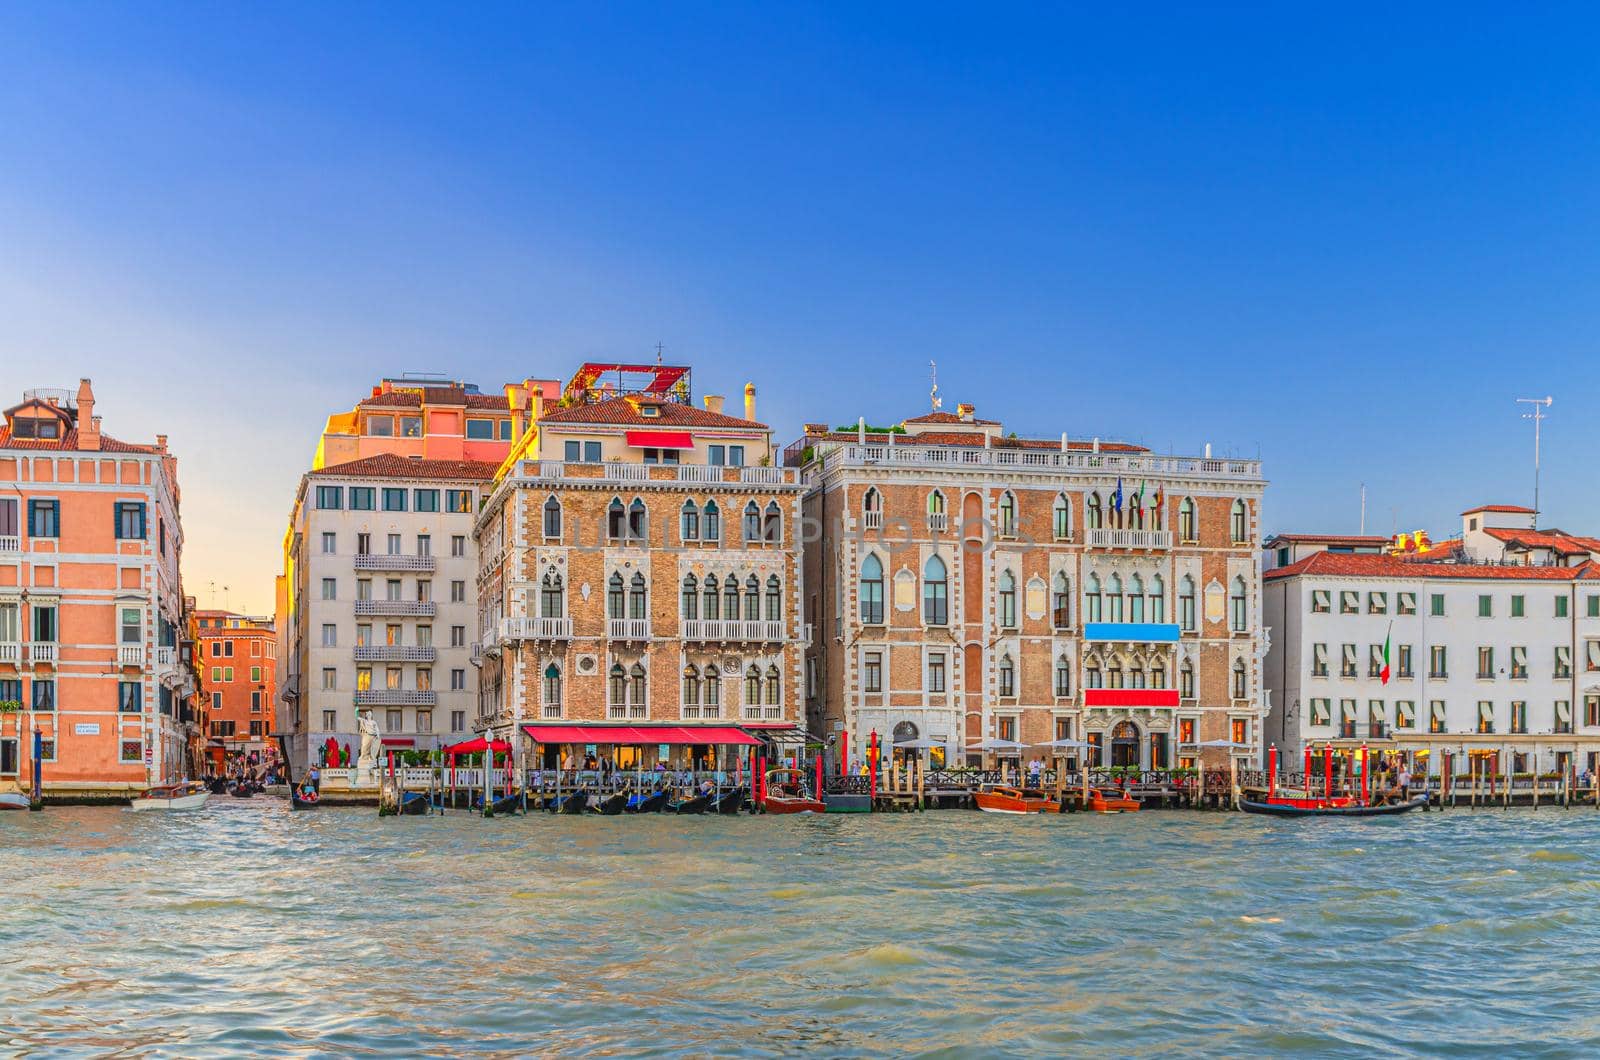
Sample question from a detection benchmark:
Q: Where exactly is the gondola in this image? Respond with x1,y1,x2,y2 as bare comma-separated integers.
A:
625,789,671,814
671,792,712,815
290,790,320,810
594,792,629,816
485,790,522,817
545,790,591,814
398,790,431,816
710,787,746,814
1240,794,1429,818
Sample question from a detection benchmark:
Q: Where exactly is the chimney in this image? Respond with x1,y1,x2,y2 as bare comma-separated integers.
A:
156,433,168,452
704,394,725,415
1060,432,1068,452
744,382,757,422
77,378,100,451
1204,443,1212,459
957,402,975,422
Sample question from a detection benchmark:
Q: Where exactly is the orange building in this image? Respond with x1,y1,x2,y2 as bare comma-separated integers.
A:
0,379,199,799
195,610,276,770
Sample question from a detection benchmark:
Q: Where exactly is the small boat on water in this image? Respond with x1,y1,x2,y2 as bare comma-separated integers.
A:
761,768,825,814
130,782,210,812
545,790,591,815
594,792,629,816
290,790,320,811
397,790,431,816
711,787,746,814
626,789,670,814
672,791,712,815
485,790,523,817
975,785,1057,815
1241,794,1429,818
1086,788,1140,814
0,791,31,811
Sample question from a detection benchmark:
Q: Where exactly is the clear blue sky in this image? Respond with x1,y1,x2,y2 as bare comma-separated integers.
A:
2,4,1596,611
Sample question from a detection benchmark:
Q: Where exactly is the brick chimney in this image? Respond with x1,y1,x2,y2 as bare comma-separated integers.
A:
744,382,757,422
76,378,100,450
957,402,975,422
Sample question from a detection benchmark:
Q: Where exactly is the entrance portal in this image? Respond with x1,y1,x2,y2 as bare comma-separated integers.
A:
1110,720,1140,769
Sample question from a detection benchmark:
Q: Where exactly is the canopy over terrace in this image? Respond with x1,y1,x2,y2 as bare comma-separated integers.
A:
443,737,512,755
521,724,759,746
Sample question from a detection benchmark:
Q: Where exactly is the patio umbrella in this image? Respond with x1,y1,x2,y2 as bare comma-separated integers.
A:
967,738,1029,751
1041,738,1092,749
893,738,944,749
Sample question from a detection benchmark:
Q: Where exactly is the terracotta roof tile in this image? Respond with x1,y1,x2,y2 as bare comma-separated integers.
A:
538,396,766,430
310,454,499,480
1483,527,1600,556
1462,503,1536,515
1265,533,1391,547
0,427,159,454
1263,548,1596,582
904,411,1001,426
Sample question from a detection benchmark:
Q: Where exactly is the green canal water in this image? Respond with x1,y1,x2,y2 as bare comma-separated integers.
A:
4,802,1600,1057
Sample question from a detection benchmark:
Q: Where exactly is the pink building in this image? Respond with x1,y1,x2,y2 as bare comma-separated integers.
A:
0,379,198,799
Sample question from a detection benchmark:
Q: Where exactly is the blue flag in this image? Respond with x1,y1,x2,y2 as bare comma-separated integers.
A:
1112,477,1123,513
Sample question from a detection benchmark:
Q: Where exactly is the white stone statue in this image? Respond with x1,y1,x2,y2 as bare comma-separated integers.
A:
357,709,380,771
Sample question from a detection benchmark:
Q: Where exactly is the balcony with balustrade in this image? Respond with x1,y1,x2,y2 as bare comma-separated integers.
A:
28,642,57,666
1085,528,1173,550
681,619,786,643
796,441,1264,483
354,645,437,663
354,599,437,617
607,618,651,641
0,534,19,555
501,616,573,642
515,460,800,489
354,689,438,707
354,552,437,572
0,641,18,666
117,645,146,668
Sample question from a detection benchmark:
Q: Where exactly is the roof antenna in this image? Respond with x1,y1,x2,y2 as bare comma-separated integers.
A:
929,360,941,412
1517,396,1553,526
655,341,664,366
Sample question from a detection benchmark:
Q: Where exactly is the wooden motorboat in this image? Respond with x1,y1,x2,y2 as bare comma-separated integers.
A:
761,768,825,814
131,782,210,812
975,785,1056,815
594,792,629,816
1086,788,1139,813
711,787,746,814
626,789,670,814
0,791,31,811
1241,794,1429,818
485,790,522,817
672,792,712,815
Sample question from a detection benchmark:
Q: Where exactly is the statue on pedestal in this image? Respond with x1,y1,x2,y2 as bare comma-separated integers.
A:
357,709,380,775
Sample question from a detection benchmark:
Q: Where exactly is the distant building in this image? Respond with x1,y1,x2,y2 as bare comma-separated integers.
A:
194,610,277,769
0,378,200,796
787,405,1268,772
474,363,806,764
1263,503,1600,777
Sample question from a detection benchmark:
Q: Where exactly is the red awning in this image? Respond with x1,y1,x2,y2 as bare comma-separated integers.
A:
380,737,415,747
443,737,511,755
1082,689,1181,708
624,430,694,449
522,724,758,746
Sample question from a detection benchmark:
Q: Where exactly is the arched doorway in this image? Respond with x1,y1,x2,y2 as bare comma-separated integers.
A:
1110,720,1141,768
892,720,918,766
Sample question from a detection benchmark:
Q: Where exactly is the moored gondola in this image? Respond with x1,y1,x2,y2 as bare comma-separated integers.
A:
486,790,522,817
594,792,629,816
398,790,431,816
671,792,712,814
1240,794,1428,818
711,787,746,814
545,790,591,814
626,788,670,814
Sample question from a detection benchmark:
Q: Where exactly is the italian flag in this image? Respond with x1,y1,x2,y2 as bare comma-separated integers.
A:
1380,622,1392,685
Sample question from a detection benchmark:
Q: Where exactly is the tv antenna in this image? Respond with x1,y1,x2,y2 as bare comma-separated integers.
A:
1516,396,1553,523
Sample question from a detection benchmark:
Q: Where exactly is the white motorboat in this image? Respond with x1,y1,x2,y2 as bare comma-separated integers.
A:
130,782,209,812
0,792,30,811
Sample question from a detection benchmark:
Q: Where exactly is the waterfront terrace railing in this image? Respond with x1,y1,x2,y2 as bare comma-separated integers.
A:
501,616,573,641
808,443,1262,481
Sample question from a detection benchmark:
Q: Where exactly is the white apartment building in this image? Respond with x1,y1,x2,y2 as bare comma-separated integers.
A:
278,454,496,770
1265,504,1600,776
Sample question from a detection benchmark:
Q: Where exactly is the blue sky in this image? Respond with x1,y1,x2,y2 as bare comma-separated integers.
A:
2,4,1596,611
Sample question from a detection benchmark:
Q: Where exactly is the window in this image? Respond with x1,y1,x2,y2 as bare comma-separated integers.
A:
630,572,648,621
1510,701,1528,734
926,652,946,693
357,533,371,556
680,501,699,542
998,654,1015,697
451,625,466,647
1231,659,1247,699
923,556,948,625
357,578,372,601
356,668,372,691
121,740,142,763
628,498,647,541
321,578,337,601
862,488,882,529
1510,646,1528,680
1229,499,1248,544
1178,497,1197,541
28,500,59,538
1397,644,1413,679
416,534,431,557
399,416,422,438
1556,645,1572,678
1587,641,1600,672
1085,574,1103,623
368,415,393,437
707,444,725,466
451,580,466,603
1478,594,1492,618
1556,699,1573,734
1052,573,1071,629
704,665,721,715
1477,700,1494,734
250,666,262,682
997,571,1017,629
1179,577,1196,632
322,710,339,731
765,576,781,623
451,710,467,733
1055,655,1072,697
315,486,343,510
251,691,263,713
1556,595,1569,618
446,490,473,514
1477,647,1495,679
1368,591,1387,615
998,493,1016,537
350,487,375,511
1149,574,1165,622
1397,592,1416,616
1511,594,1525,618
864,651,883,693
382,488,407,512
114,502,147,540
413,489,439,513
386,708,403,732
1229,577,1247,632
927,490,947,531
466,418,495,440
703,501,720,542
32,679,56,711
1085,656,1102,689
1309,699,1331,726
1589,595,1600,618
1230,718,1248,745
1087,492,1103,530
119,607,141,645
1368,700,1387,737
728,445,745,467
702,574,720,621
743,502,761,542
321,532,337,554
321,624,337,647
321,668,337,691
1052,494,1071,541
681,665,700,712
1429,645,1447,679
1340,644,1357,678
1128,574,1145,623
763,501,782,543
607,573,625,620
1311,643,1328,677
450,668,464,690
1340,591,1358,615
1106,574,1123,623
1310,589,1330,614
451,534,466,557
764,665,780,707
1429,701,1446,734
745,665,761,706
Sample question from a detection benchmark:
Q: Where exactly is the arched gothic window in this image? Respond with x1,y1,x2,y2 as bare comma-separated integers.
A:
543,495,562,539
860,554,884,625
923,555,948,625
1052,493,1071,540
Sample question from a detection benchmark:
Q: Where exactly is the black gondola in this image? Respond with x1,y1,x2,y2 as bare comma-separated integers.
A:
545,790,591,814
485,790,522,817
626,789,670,814
290,791,320,810
594,792,628,816
711,787,746,814
672,792,712,815
398,790,431,816
1239,794,1429,818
